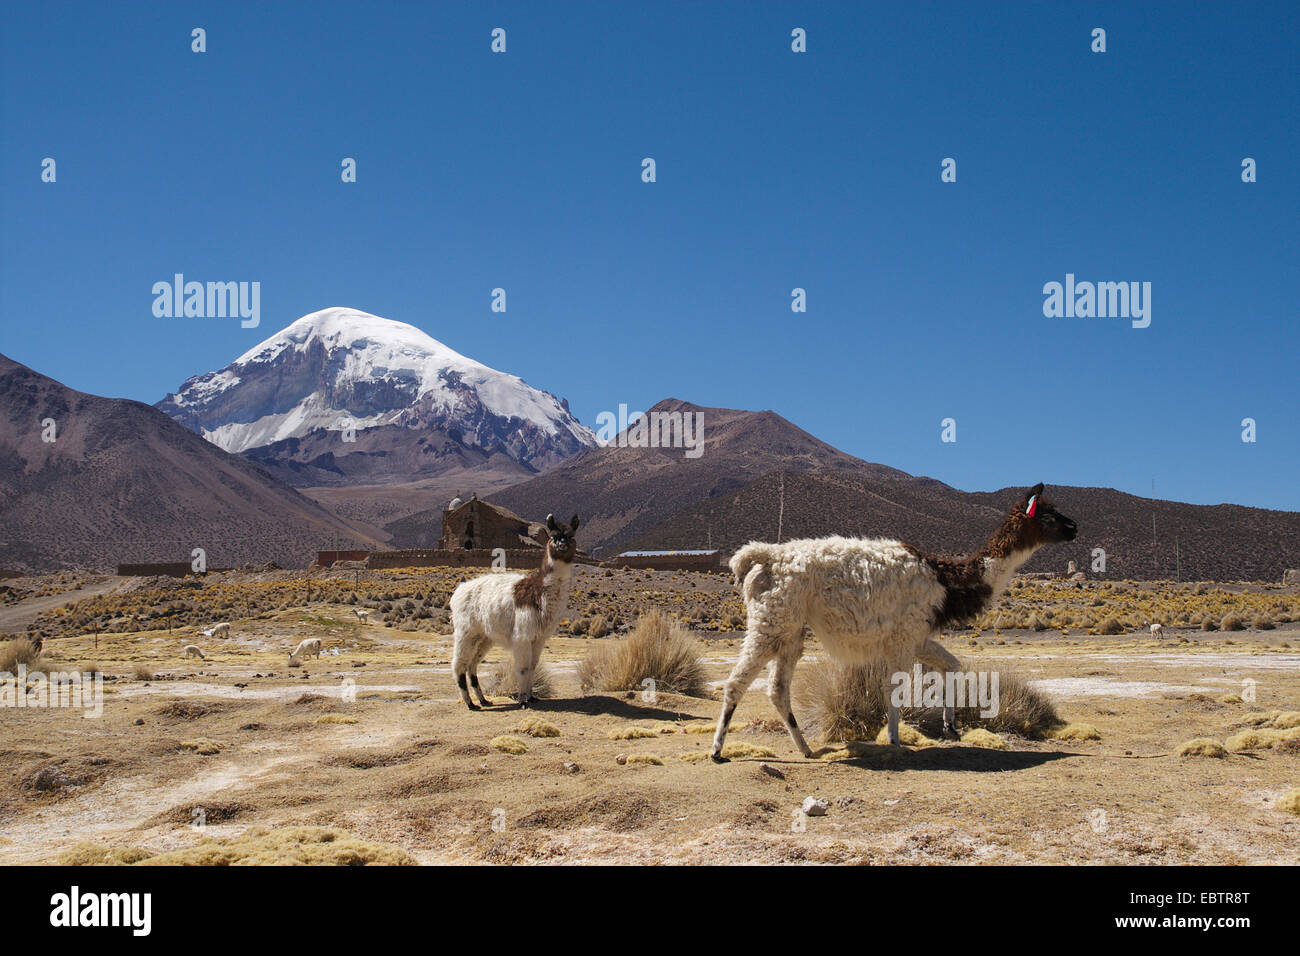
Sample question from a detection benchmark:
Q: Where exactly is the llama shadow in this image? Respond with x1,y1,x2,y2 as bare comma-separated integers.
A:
789,742,1082,773
520,693,702,723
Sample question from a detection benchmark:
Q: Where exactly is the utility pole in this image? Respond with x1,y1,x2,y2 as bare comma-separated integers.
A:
776,473,785,544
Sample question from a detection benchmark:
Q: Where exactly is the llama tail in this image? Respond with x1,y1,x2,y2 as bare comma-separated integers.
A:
729,542,781,601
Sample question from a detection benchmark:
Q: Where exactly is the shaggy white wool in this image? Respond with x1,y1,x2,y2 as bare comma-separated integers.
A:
450,562,573,707
288,637,322,665
731,536,945,674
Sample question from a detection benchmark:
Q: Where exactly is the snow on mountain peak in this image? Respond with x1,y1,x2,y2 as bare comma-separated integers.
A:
157,308,596,469
234,307,474,370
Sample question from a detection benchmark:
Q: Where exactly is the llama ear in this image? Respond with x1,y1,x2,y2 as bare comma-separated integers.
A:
570,514,580,531
546,513,558,531
1019,483,1044,508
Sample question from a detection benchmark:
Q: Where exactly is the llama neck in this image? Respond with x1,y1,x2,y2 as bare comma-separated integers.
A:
540,554,573,617
979,547,1039,597
515,546,574,614
911,512,1042,629
975,510,1043,594
543,552,573,588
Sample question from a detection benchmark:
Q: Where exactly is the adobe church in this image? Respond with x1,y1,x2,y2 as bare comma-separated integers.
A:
437,494,548,551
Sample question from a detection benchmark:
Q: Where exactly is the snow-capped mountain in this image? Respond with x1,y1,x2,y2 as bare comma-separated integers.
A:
157,308,596,482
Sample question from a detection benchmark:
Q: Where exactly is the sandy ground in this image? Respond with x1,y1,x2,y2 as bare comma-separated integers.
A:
2,589,1298,865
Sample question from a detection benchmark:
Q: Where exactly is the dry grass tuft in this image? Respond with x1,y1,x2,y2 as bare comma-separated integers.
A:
607,726,659,740
60,826,414,866
57,843,154,866
0,638,42,674
577,610,708,698
874,724,938,747
960,728,1008,750
1225,726,1300,752
1279,788,1300,817
1098,616,1125,636
716,742,776,759
316,714,359,725
793,658,1060,742
623,754,664,766
1177,738,1228,758
677,751,711,763
967,668,1061,738
488,661,555,700
677,742,774,761
794,660,890,743
514,716,560,738
1048,723,1101,741
490,735,529,755
1238,711,1300,729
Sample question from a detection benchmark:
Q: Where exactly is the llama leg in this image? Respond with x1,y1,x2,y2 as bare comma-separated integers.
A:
711,634,778,762
525,637,550,704
767,634,812,758
467,669,490,707
512,639,534,708
887,702,901,746
467,641,491,708
451,630,478,711
919,636,962,739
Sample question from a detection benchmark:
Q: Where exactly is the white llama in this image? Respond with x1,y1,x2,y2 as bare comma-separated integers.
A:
712,484,1077,762
287,637,323,666
450,514,580,709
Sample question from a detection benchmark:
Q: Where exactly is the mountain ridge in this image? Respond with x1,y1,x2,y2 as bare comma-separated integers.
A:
0,353,381,572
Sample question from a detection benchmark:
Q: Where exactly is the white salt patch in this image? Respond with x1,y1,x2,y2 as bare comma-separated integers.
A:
1028,678,1232,700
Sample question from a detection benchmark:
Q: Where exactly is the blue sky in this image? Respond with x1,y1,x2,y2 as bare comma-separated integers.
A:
2,1,1297,509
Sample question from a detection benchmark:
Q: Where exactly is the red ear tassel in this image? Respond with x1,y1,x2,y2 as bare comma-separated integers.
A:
1026,495,1039,517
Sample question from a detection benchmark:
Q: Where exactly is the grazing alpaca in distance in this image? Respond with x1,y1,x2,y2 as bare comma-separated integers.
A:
450,514,580,710
1149,622,1163,639
712,484,1078,762
288,637,322,666
183,644,205,660
202,622,230,639
354,608,371,624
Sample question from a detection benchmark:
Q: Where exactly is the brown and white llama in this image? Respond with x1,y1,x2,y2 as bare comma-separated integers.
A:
712,484,1077,762
450,514,580,709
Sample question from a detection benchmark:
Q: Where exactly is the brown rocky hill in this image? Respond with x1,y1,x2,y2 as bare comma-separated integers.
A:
460,397,1299,582
0,354,381,572
962,484,1300,582
242,422,535,489
390,398,911,553
624,470,1300,582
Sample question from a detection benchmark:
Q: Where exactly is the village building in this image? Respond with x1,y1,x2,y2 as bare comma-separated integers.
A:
438,494,547,552
613,549,725,572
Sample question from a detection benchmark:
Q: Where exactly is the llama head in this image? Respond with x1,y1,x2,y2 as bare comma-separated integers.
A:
1014,483,1077,546
545,513,580,562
